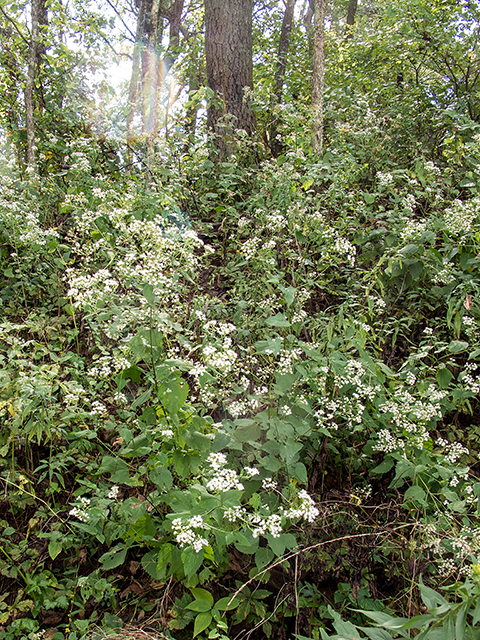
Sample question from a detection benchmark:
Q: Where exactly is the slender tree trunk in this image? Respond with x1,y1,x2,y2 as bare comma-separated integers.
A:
312,0,326,155
25,0,40,173
346,0,358,27
127,0,150,151
204,0,255,155
303,0,314,32
269,0,296,156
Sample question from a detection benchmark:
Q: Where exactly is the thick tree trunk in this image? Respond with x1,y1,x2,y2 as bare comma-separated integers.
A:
311,0,326,155
25,0,40,173
269,0,296,156
204,0,255,154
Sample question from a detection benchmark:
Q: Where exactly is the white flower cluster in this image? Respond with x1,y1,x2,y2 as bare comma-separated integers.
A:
424,161,441,177
108,486,119,499
262,478,278,491
265,212,287,230
433,265,456,285
373,429,399,453
437,438,469,464
69,497,91,523
67,268,119,309
250,513,283,538
88,354,131,379
405,371,417,386
241,237,261,260
206,453,244,492
90,400,107,416
172,516,209,553
461,363,480,394
400,219,426,240
282,490,320,522
377,172,394,188
402,194,416,213
321,227,356,267
203,343,237,373
444,198,480,235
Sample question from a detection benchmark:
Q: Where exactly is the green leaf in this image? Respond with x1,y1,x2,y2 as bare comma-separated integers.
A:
142,283,157,306
371,457,394,475
190,588,214,607
419,582,449,610
436,368,453,389
267,534,286,557
99,546,127,570
131,389,152,410
193,611,212,638
182,548,204,578
284,286,296,307
48,535,63,560
216,596,241,611
187,600,212,612
403,485,427,506
455,603,467,640
472,597,480,625
447,340,469,354
265,313,291,327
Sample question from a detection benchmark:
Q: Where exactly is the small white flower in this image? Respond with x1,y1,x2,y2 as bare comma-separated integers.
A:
108,486,119,499
262,478,278,491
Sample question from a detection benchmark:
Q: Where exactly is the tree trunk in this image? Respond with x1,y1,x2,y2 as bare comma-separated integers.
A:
269,0,296,156
25,0,40,173
204,0,255,154
311,0,326,155
127,0,185,171
346,0,358,27
127,0,151,149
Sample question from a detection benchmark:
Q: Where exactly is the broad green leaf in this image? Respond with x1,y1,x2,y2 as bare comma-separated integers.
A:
436,368,453,389
404,485,427,506
455,602,467,640
142,283,157,305
99,546,127,570
265,313,290,327
48,535,63,560
216,596,241,611
371,457,394,475
447,341,469,354
187,600,212,612
193,611,212,638
182,548,204,578
190,588,214,607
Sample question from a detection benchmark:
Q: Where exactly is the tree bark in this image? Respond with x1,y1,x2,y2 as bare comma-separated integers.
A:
204,0,255,154
269,0,296,156
311,0,326,155
25,0,40,173
346,0,358,27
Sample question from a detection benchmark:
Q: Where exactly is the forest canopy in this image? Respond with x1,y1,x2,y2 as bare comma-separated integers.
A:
1,1,480,639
